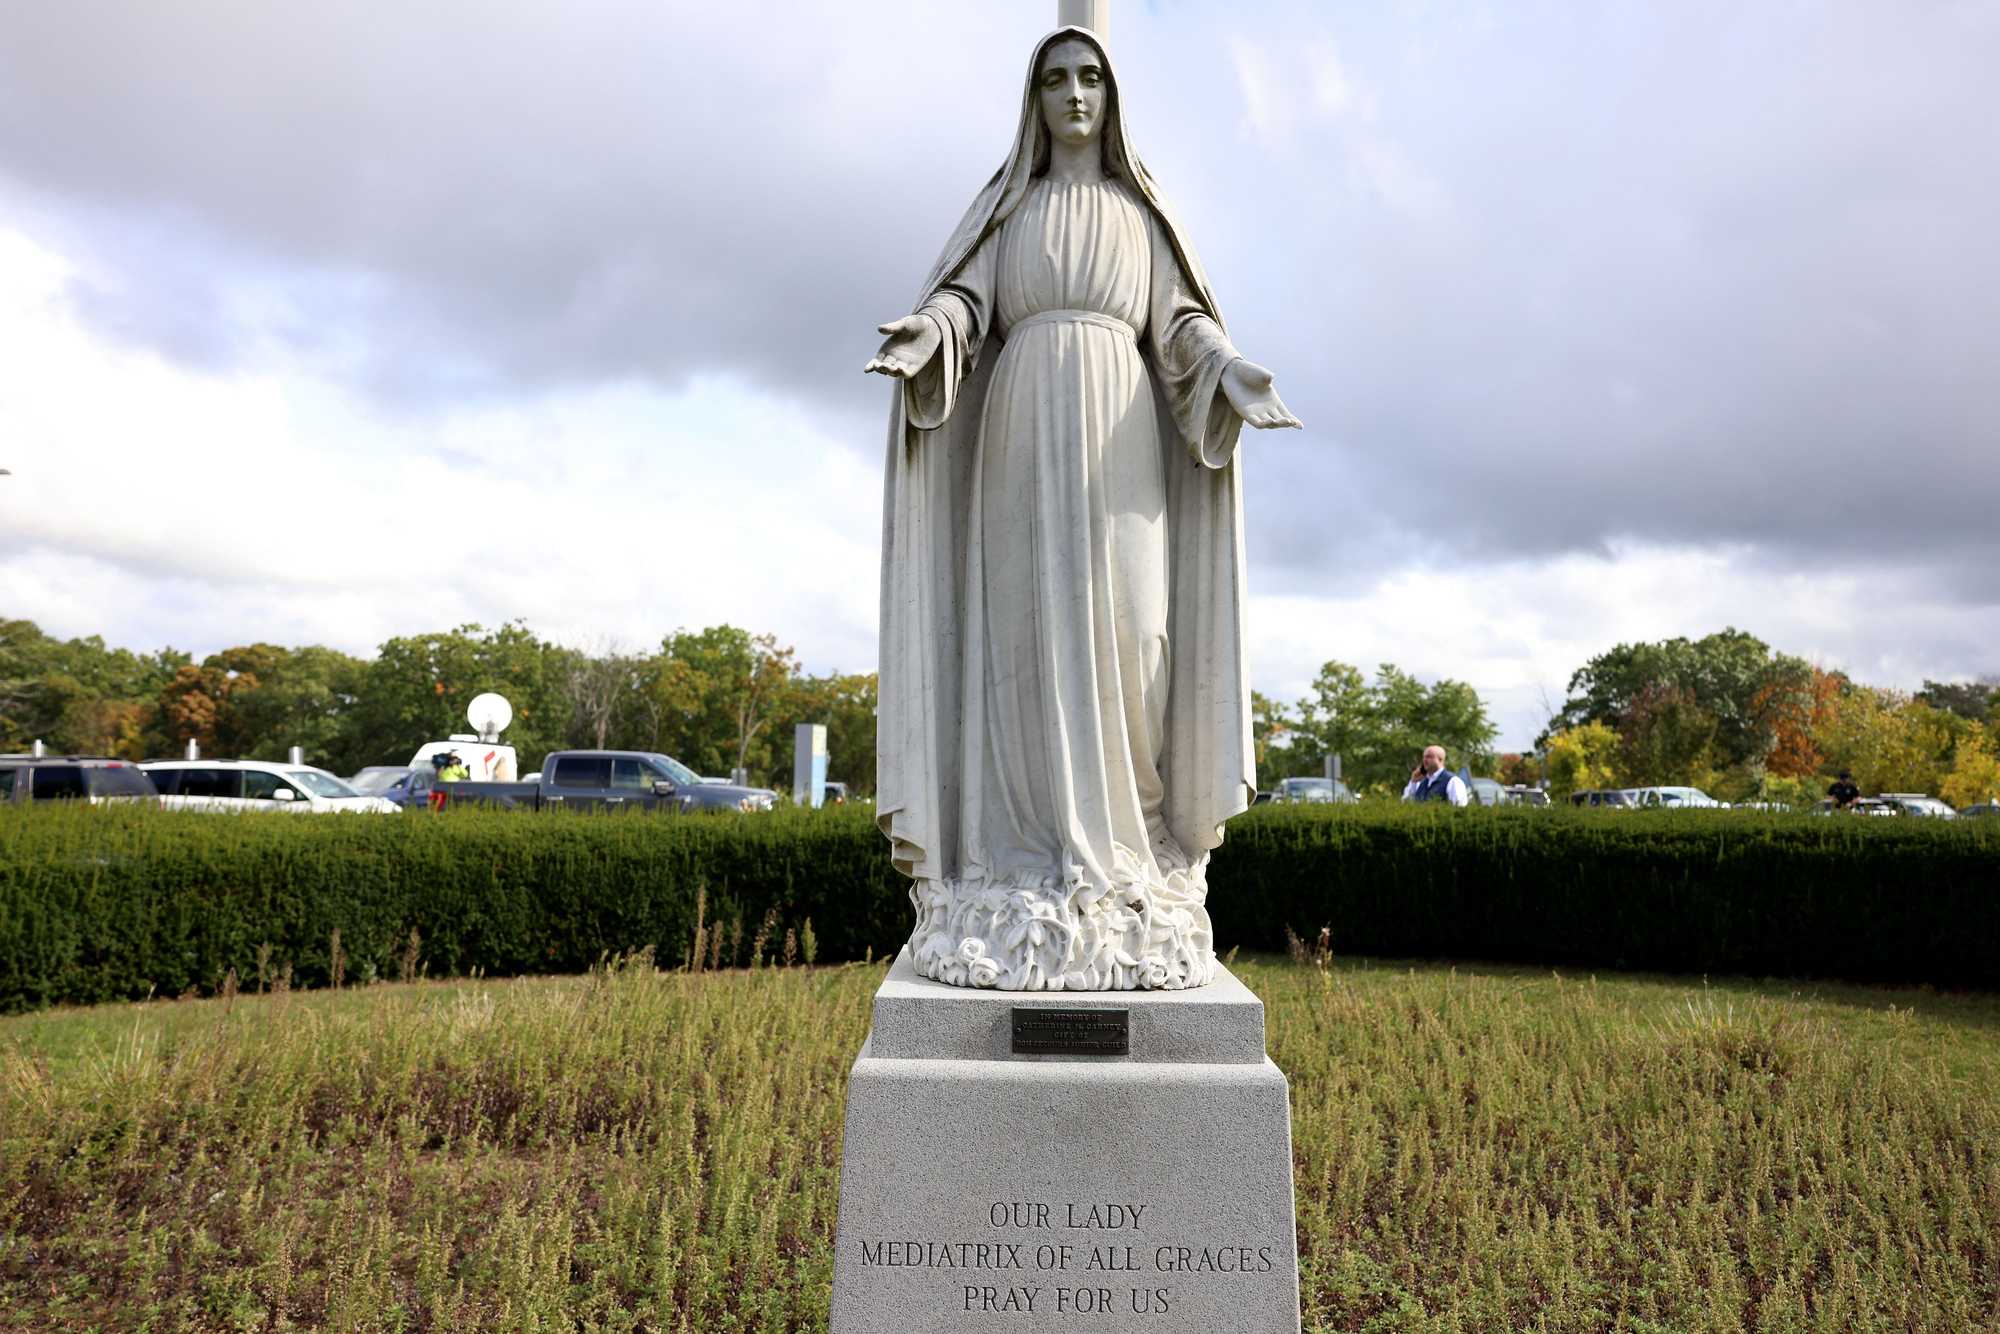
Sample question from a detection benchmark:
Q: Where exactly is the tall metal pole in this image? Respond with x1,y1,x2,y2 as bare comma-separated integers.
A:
1057,0,1108,37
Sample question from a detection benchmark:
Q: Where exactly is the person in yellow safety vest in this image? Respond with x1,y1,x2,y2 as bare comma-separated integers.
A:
437,754,471,782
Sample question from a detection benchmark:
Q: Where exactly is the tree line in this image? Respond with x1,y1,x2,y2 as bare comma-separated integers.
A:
0,619,877,792
1531,628,2000,807
9,614,1994,807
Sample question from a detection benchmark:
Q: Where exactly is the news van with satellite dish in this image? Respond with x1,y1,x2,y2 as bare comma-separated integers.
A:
409,693,520,782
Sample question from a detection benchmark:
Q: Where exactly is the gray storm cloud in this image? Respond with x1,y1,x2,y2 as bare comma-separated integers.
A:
2,0,1997,598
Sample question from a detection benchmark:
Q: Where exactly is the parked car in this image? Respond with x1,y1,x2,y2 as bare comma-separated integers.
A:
1876,793,1957,818
1272,776,1356,804
1465,776,1506,807
1629,785,1725,809
349,765,435,808
1959,802,1999,819
1812,797,1901,816
823,781,850,806
142,760,401,814
1501,785,1551,807
0,755,160,805
434,750,777,813
1570,788,1638,809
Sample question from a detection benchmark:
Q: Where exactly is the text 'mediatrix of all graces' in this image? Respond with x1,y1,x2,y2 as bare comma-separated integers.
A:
855,1200,1279,1317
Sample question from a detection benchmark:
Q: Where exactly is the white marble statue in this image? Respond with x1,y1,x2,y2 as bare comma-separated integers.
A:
867,23,1301,992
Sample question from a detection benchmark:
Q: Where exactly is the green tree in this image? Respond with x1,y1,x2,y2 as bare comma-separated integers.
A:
2,617,76,745
647,627,801,785
1916,678,1999,722
3,619,185,756
1291,661,1370,779
789,671,879,795
1617,683,1721,787
1363,665,1497,790
1274,660,1497,794
1543,628,1805,769
345,623,574,773
229,646,370,769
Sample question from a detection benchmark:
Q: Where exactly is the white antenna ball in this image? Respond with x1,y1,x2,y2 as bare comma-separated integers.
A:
467,692,514,736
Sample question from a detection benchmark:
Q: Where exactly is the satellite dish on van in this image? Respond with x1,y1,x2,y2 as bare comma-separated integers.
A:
467,693,513,741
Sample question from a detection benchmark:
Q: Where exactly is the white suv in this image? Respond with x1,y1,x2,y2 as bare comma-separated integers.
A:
141,760,401,814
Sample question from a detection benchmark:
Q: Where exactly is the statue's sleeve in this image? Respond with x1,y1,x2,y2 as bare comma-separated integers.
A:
1145,213,1244,468
904,232,998,431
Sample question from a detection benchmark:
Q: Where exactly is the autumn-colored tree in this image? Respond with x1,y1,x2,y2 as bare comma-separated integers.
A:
1543,721,1622,798
1496,752,1540,787
158,664,243,755
1754,665,1844,778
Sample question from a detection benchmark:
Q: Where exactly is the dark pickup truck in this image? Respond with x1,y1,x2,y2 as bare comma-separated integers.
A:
435,750,777,813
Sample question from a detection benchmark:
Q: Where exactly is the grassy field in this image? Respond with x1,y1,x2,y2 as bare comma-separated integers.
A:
2,955,1995,1332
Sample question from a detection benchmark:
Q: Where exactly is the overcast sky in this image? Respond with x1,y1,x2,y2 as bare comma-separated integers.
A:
2,0,1996,750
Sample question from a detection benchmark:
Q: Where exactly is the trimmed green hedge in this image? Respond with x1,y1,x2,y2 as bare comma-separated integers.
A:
2,803,1995,1011
1219,804,1999,988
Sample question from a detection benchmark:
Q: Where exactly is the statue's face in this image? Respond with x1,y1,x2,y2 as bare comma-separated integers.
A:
1038,37,1106,147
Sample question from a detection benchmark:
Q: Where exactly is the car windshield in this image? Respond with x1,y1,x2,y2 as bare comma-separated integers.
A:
288,769,361,798
648,754,701,786
348,768,406,793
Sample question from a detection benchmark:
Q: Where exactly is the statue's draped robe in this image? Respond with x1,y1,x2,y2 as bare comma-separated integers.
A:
878,27,1255,991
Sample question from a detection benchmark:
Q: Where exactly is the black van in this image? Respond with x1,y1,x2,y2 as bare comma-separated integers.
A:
0,756,161,805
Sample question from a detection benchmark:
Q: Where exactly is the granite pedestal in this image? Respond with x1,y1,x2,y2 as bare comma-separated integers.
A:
830,950,1301,1332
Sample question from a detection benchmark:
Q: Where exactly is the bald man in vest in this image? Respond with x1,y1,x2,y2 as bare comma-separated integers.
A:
1402,745,1471,806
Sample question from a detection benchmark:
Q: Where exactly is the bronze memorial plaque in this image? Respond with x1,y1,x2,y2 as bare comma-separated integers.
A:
1011,1007,1130,1057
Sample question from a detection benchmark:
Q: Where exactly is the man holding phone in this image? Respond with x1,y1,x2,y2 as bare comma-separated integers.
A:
1402,745,1471,806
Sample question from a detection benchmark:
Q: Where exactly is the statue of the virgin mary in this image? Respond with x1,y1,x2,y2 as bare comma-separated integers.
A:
866,24,1301,992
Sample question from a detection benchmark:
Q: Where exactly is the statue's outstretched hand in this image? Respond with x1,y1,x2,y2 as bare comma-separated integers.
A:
864,316,943,379
1221,359,1303,430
